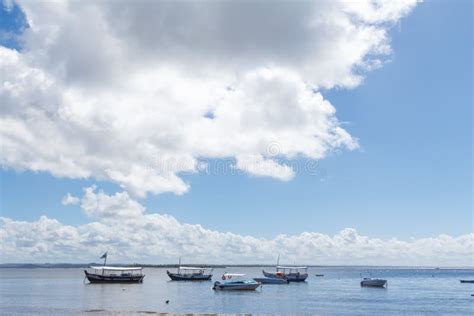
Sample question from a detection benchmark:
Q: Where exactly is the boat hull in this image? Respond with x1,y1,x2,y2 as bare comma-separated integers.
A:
253,277,288,284
84,271,144,283
262,270,308,282
460,280,474,283
360,279,387,288
167,271,212,281
213,281,260,291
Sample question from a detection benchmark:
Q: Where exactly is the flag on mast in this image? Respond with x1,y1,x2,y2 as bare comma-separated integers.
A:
100,252,107,259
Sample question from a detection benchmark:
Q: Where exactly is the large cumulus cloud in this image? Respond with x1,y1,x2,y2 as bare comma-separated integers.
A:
0,0,418,196
1,187,472,266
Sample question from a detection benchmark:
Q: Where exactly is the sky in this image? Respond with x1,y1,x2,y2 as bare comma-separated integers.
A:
0,0,472,266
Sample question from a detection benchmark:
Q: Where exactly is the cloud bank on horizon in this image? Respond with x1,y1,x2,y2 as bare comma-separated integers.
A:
1,0,419,196
1,187,472,266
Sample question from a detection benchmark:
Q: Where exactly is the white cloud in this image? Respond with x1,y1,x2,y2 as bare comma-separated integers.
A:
1,187,471,266
61,193,79,206
342,0,421,23
235,154,294,181
80,185,144,219
0,1,418,196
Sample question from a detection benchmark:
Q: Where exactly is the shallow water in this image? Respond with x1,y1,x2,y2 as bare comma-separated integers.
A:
0,267,473,315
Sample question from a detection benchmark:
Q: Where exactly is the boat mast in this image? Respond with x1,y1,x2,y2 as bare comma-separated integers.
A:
101,251,107,276
178,256,181,274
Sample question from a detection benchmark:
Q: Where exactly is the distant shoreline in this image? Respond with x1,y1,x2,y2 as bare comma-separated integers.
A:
1,263,473,269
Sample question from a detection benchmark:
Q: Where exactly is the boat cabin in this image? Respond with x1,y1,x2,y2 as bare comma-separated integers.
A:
177,266,211,275
275,266,308,274
89,266,143,276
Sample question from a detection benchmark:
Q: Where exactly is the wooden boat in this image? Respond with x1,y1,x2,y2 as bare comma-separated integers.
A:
84,266,145,283
460,280,474,283
262,268,308,282
262,255,308,282
166,257,213,281
263,266,308,282
213,273,261,291
167,267,213,281
253,277,289,284
83,251,144,284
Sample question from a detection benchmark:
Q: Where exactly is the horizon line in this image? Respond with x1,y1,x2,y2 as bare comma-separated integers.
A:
1,263,473,269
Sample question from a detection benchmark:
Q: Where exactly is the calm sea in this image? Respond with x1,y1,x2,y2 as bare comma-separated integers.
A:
0,267,473,315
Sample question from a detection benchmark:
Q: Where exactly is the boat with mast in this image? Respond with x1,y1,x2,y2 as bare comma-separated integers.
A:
83,252,145,283
262,254,308,282
166,257,213,281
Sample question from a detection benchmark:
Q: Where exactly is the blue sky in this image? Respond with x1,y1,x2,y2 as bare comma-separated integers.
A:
0,1,472,264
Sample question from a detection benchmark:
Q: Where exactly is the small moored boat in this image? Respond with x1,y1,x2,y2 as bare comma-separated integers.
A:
253,277,289,284
166,257,213,281
84,266,145,283
213,273,261,291
360,273,387,288
360,278,387,287
84,252,145,284
262,266,308,282
262,255,308,282
167,267,213,281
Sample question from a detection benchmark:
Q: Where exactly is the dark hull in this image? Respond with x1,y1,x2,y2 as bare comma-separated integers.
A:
167,270,212,281
262,270,308,282
213,281,260,291
460,280,474,283
253,277,289,284
360,279,387,288
360,283,386,288
84,271,144,283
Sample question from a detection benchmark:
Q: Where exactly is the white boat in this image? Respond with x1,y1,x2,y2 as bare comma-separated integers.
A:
213,273,261,291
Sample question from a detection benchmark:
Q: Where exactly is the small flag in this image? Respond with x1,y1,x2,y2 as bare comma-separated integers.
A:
100,252,107,259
